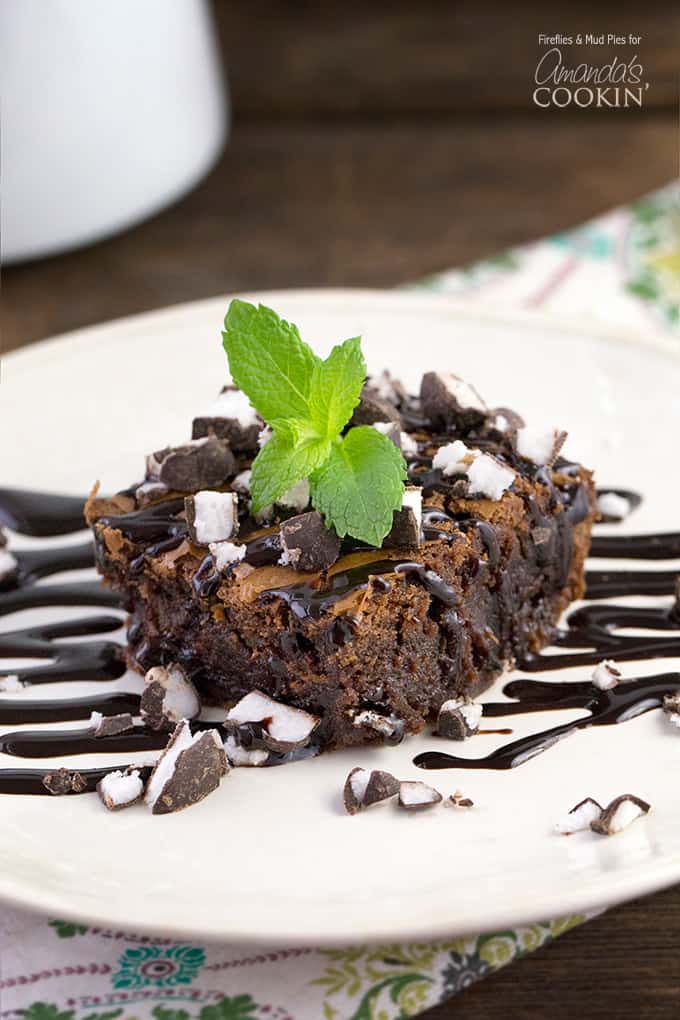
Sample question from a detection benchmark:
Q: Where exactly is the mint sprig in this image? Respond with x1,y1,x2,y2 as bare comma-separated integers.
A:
222,300,406,545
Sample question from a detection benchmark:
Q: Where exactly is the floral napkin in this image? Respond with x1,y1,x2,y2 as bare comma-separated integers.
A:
1,181,677,1019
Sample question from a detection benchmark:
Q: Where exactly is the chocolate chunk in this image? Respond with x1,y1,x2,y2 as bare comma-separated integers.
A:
398,780,442,810
97,768,144,811
153,438,236,492
185,490,239,545
141,663,201,731
364,769,401,807
93,713,135,738
145,722,229,815
384,486,422,548
279,511,341,571
42,768,87,796
343,767,400,814
192,385,262,452
590,794,650,835
420,371,487,429
446,789,475,809
349,384,402,428
437,698,482,739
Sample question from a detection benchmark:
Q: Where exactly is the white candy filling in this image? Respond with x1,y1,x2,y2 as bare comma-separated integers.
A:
349,768,371,804
207,388,259,427
400,432,419,457
191,490,238,544
439,373,486,412
278,478,310,512
226,690,318,745
89,711,104,730
605,798,647,833
223,734,269,767
144,665,201,722
597,492,631,520
209,540,246,572
372,421,397,436
516,425,564,466
667,713,680,729
399,781,441,806
432,440,514,500
369,371,401,404
555,798,603,834
494,414,509,432
591,660,620,691
99,769,144,807
401,486,423,529
232,469,252,494
257,426,273,448
0,674,23,693
466,455,515,501
432,439,474,476
0,549,18,581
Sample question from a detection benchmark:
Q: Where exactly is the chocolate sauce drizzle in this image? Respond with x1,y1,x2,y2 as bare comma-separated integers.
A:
415,672,680,772
0,485,678,792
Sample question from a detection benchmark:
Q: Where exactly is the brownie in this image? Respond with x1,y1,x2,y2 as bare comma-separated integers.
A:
86,372,596,751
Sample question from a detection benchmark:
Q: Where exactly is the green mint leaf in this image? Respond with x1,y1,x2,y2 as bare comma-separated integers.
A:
222,300,321,422
308,336,366,438
250,430,331,512
310,427,406,545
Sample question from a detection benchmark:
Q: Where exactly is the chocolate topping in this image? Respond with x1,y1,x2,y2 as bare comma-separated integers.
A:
279,511,341,571
420,371,487,429
153,438,236,492
349,384,402,428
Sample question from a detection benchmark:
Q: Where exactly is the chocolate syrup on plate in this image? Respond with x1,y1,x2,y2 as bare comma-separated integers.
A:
0,485,678,792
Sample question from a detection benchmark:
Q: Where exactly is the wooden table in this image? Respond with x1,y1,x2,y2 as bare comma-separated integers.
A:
3,2,679,1012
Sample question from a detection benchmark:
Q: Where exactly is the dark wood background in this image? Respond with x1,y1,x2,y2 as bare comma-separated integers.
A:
2,3,680,1014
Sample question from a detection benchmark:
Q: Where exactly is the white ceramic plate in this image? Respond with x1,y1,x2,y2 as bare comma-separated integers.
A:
0,288,679,945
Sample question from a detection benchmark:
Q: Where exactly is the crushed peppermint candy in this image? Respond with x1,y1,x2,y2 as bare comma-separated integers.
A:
597,491,631,521
590,794,651,836
209,540,246,572
432,440,515,500
0,674,24,693
97,769,144,811
516,425,567,466
185,490,238,545
555,797,603,835
591,660,622,691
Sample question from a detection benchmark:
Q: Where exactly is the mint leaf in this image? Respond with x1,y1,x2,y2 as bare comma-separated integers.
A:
223,300,320,422
310,427,406,546
308,337,365,438
250,430,331,512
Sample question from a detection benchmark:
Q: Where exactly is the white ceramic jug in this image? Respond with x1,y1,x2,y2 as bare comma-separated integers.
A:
1,0,227,263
